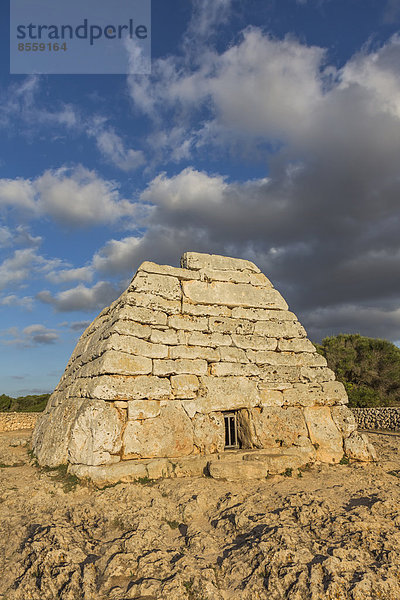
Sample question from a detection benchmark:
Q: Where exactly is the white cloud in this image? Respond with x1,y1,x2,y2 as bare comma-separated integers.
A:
0,166,138,227
2,324,59,347
0,294,33,309
0,226,12,247
45,266,94,284
94,128,145,171
37,281,121,312
0,179,36,212
0,248,41,291
92,236,143,275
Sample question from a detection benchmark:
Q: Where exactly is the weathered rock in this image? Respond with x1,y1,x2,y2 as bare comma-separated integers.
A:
181,251,260,272
171,374,200,398
344,431,377,461
123,403,194,459
303,407,343,463
130,272,182,301
153,359,208,376
331,405,357,438
192,412,225,453
182,280,288,309
68,399,123,466
127,400,161,420
32,398,85,467
245,406,309,448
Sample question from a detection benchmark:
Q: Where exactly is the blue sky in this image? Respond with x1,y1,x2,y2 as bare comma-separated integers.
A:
1,0,400,396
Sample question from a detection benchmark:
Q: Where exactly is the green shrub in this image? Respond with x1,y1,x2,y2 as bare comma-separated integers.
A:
0,393,49,413
316,334,400,407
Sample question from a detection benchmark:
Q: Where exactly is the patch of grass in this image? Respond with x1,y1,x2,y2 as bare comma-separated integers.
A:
0,461,25,468
297,469,303,478
166,519,180,529
135,476,153,485
339,455,350,465
282,467,293,477
40,464,80,492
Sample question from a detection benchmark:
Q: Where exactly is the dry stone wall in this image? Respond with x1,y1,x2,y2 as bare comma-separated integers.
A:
352,407,400,431
0,412,38,432
32,252,376,479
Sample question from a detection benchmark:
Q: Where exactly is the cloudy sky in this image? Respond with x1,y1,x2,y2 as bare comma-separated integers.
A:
1,0,400,396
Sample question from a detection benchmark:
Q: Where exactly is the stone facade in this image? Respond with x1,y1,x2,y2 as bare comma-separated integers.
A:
32,252,375,481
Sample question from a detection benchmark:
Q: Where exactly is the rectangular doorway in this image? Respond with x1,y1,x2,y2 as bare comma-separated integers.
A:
224,411,239,449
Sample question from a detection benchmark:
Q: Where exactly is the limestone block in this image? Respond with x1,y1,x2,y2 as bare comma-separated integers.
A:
232,335,277,351
138,260,200,280
246,351,326,368
208,459,268,481
80,374,171,401
258,387,284,407
111,320,151,340
199,268,258,284
323,381,348,405
278,338,316,353
113,305,167,326
96,351,152,376
182,280,288,309
168,314,209,331
344,432,376,462
248,406,308,448
219,346,249,363
283,383,324,407
127,291,181,315
187,331,232,347
181,251,260,273
168,455,209,478
128,400,161,420
210,362,260,377
32,398,85,467
153,359,208,376
209,316,254,335
231,307,298,321
300,367,336,383
69,461,149,485
115,401,128,409
169,345,219,361
331,405,357,438
171,374,199,398
303,407,343,463
150,328,179,345
105,334,168,359
197,376,260,413
130,272,182,301
249,272,273,287
254,321,306,338
123,403,194,458
68,399,124,466
192,412,225,454
259,366,303,384
182,300,231,317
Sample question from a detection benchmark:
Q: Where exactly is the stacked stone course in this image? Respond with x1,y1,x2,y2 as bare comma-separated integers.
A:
32,252,375,482
352,407,400,431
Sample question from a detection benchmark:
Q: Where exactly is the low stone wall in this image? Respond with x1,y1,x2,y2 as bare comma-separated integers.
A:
0,412,39,432
351,407,400,431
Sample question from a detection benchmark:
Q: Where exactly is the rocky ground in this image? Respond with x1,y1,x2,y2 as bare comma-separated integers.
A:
1,431,400,599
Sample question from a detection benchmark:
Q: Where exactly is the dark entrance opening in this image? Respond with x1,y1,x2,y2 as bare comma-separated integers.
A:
224,411,240,449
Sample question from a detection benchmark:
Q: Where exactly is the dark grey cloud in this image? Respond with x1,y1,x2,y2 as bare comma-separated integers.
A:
121,32,400,343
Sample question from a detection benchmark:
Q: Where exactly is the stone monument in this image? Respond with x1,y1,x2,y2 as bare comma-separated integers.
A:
32,252,375,483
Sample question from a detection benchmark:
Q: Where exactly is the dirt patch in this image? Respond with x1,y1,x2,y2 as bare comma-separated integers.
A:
0,430,399,599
